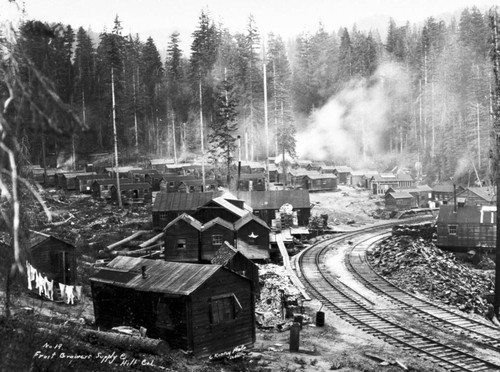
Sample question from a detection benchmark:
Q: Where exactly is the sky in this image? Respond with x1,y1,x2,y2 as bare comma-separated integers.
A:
13,0,500,56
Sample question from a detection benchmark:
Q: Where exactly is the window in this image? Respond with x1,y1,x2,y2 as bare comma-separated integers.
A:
212,234,223,246
159,212,168,220
210,294,242,324
177,239,186,249
448,225,457,235
169,181,175,187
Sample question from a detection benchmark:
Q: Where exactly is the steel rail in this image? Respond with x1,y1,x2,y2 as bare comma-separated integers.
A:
295,220,500,371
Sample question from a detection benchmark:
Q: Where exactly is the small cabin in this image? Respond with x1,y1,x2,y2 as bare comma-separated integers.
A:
305,162,326,172
201,218,235,262
163,214,203,262
330,166,352,184
147,158,175,172
234,213,270,253
432,183,465,204
436,204,496,253
211,242,260,297
152,192,215,230
385,191,414,211
29,231,76,284
91,179,131,199
57,171,96,190
158,175,197,193
110,182,152,204
90,256,255,356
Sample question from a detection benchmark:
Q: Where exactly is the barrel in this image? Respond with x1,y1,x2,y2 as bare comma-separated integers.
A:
316,311,325,327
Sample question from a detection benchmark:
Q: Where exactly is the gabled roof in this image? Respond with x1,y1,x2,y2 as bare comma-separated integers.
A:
303,173,337,180
234,212,269,230
332,166,353,173
75,174,111,181
458,187,496,203
60,172,97,179
152,192,215,212
432,183,459,193
29,231,74,250
164,213,203,231
90,256,222,295
239,173,265,180
202,217,235,232
129,169,159,175
236,190,311,210
210,197,249,218
159,174,197,182
180,179,217,186
105,166,142,173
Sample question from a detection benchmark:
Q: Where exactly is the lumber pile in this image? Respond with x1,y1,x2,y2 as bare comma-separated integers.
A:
255,264,301,328
368,236,494,315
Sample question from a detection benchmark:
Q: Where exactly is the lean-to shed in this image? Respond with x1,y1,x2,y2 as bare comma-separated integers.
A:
90,256,255,355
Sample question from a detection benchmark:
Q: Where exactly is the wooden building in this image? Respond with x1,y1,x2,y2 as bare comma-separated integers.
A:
152,192,215,230
349,170,378,188
330,166,353,184
29,231,76,284
178,179,218,193
370,173,414,195
236,190,311,227
234,213,270,253
75,174,111,193
157,175,197,193
432,183,464,204
237,173,266,191
90,256,255,355
306,161,326,172
454,187,496,207
91,179,133,199
211,241,260,297
105,166,142,178
192,196,249,224
57,171,96,191
436,204,496,252
200,218,235,261
384,191,414,211
147,158,175,172
128,169,159,184
110,182,152,204
300,174,338,192
163,214,203,262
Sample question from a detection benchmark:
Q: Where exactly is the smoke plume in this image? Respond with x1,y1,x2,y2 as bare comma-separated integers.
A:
296,62,411,168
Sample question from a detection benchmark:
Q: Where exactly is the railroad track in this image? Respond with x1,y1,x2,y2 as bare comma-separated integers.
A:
346,234,500,352
295,220,500,371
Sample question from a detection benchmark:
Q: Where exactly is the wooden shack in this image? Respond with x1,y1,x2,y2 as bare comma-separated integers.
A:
163,214,203,262
192,196,249,224
152,192,215,230
90,256,255,355
436,204,496,252
305,161,326,172
148,158,175,172
158,175,197,193
29,231,76,284
385,191,414,211
236,190,311,227
58,171,97,191
110,182,152,204
91,179,133,199
234,213,270,254
211,242,260,297
200,218,235,262
330,166,352,184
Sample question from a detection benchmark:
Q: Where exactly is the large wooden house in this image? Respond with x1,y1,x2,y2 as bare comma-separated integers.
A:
436,204,496,253
152,192,215,230
236,190,311,227
29,231,76,284
370,173,414,195
90,256,255,356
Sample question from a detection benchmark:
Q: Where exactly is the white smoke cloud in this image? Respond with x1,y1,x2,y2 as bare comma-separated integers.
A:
296,62,411,168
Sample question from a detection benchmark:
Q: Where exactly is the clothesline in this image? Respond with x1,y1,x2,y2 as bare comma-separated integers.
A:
26,261,82,305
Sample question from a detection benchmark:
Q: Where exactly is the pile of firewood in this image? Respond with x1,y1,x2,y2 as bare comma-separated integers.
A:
368,236,494,315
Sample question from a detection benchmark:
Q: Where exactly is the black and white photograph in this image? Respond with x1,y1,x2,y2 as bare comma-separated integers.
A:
1,0,500,370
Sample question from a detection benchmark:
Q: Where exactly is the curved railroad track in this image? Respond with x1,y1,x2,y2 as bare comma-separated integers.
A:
295,220,500,371
346,234,500,352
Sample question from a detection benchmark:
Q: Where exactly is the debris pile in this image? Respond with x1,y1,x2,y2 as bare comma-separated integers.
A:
391,222,436,240
256,264,301,328
368,236,494,315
